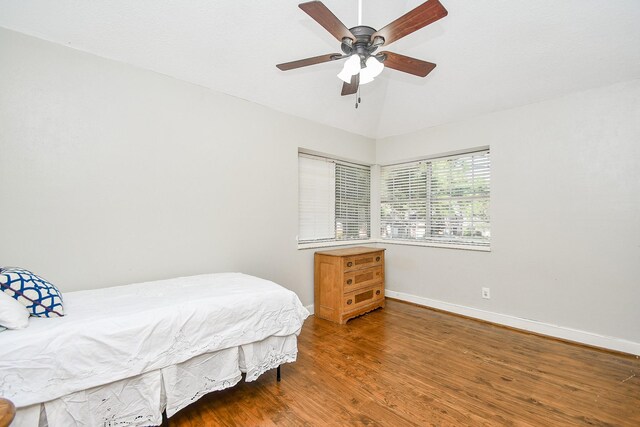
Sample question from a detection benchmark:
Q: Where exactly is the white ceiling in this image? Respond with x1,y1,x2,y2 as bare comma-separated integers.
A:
1,0,639,139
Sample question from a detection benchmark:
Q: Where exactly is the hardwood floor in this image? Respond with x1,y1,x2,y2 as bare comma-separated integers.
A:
169,299,640,426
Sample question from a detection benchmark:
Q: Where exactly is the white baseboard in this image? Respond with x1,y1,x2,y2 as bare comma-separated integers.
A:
304,304,314,315
385,290,640,356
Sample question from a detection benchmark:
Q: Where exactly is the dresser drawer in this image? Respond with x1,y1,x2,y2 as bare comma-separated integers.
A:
344,266,383,293
343,285,384,313
343,251,383,272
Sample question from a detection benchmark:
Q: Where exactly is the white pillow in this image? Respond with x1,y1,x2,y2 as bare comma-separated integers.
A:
0,290,29,330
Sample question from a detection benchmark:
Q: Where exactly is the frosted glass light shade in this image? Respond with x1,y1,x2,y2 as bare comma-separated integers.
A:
337,55,361,83
358,56,384,85
359,70,374,85
365,56,384,77
337,68,353,83
344,55,361,74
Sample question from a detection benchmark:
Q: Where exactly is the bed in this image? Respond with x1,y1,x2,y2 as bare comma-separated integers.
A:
0,272,310,427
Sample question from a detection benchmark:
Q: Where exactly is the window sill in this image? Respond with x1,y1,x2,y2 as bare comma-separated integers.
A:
379,239,490,252
297,239,375,250
297,238,490,252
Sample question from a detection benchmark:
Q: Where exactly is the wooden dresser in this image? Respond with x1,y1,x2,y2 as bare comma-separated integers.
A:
314,246,385,324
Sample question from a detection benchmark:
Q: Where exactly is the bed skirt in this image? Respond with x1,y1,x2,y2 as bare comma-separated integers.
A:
12,334,298,427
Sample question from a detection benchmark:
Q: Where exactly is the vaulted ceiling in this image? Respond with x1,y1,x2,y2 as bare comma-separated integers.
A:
1,0,639,138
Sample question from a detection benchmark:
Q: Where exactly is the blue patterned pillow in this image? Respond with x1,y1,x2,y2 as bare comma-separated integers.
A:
0,267,64,317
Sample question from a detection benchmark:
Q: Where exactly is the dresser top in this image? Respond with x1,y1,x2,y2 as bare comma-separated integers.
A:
314,246,385,257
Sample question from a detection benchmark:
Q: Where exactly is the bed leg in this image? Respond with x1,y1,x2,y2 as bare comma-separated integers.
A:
277,365,281,382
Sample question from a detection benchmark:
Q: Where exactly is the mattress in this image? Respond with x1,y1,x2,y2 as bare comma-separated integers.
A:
0,273,310,409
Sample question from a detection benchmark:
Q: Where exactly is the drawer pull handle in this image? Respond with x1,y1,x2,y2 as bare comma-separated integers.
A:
347,262,353,267
376,290,381,296
347,279,352,285
347,299,353,305
376,256,381,262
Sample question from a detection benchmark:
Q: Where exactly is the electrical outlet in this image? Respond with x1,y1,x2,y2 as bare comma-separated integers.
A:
482,287,491,299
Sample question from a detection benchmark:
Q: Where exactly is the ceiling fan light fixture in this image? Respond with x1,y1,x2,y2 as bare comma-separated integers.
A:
337,54,362,83
365,56,384,78
358,71,375,85
359,56,384,85
337,68,353,83
343,55,361,75
360,73,373,86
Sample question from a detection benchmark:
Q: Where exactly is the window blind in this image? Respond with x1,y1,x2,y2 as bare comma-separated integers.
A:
298,153,371,244
298,155,336,242
335,163,371,240
380,150,490,247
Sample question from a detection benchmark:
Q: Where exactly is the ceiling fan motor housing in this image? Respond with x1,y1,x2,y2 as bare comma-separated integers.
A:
341,26,383,62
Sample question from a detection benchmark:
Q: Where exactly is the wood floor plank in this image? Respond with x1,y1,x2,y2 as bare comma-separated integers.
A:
169,300,640,426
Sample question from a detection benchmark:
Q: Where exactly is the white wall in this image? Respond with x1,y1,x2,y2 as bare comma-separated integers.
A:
0,28,375,306
2,27,639,352
377,79,640,347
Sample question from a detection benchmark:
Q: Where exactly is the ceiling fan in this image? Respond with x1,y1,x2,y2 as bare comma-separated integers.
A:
276,0,448,97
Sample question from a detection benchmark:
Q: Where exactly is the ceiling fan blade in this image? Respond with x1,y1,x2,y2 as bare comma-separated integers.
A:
373,0,448,46
276,53,344,71
299,1,355,42
341,73,359,96
381,51,436,77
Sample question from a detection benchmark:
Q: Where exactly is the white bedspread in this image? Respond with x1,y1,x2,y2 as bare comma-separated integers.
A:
0,273,309,408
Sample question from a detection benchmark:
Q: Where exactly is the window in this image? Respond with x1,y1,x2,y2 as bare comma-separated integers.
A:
298,153,371,245
380,150,490,248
